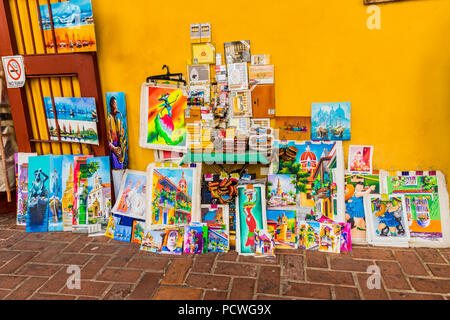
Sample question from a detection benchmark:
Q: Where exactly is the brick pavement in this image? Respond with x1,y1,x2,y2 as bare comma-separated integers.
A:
0,213,449,300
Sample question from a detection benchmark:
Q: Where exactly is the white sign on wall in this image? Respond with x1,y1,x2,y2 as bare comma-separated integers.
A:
2,55,26,88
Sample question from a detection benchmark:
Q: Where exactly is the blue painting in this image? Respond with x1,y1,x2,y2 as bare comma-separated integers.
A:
311,102,351,141
39,0,94,30
26,156,51,233
113,224,132,242
48,155,63,232
106,92,128,169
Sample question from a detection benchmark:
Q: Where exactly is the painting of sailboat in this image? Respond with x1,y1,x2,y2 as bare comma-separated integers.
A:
311,102,351,141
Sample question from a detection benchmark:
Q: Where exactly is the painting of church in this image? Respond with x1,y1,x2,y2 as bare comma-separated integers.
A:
267,174,297,210
267,210,297,248
87,173,112,218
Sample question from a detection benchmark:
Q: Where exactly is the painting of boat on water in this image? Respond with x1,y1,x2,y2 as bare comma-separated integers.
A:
311,102,351,141
44,97,99,145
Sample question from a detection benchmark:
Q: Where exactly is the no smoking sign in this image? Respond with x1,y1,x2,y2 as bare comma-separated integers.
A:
2,55,25,88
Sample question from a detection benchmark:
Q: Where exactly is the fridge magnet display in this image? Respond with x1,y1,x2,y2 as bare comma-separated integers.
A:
249,65,274,85
267,209,297,249
275,116,311,141
227,63,248,91
348,145,373,174
224,40,251,64
39,0,97,53
235,184,267,255
106,92,129,169
188,65,210,85
191,43,216,64
111,169,147,220
230,90,252,117
44,97,99,145
16,153,37,226
139,83,188,152
311,102,351,141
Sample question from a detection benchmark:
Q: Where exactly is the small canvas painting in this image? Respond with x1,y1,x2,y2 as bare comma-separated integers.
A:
131,220,145,244
318,223,341,253
105,215,120,238
311,102,351,141
201,205,229,229
348,145,373,174
267,210,297,249
16,153,37,226
48,155,64,232
267,174,297,210
183,223,208,254
161,227,183,255
113,224,132,242
112,170,147,220
208,224,229,253
141,229,165,253
254,230,275,258
61,155,77,231
106,92,129,169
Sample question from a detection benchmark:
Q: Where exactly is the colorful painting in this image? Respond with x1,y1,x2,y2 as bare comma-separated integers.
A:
161,227,183,255
72,155,92,231
277,141,345,222
365,195,410,246
275,116,311,141
61,155,77,231
311,102,351,141
183,223,208,254
48,155,63,232
267,174,298,210
26,156,51,233
201,172,256,205
384,173,443,243
254,230,275,258
113,224,132,242
140,229,165,253
147,164,201,228
139,83,187,152
298,221,321,250
318,223,341,253
348,145,373,174
39,0,96,53
267,210,297,249
106,92,128,169
201,205,229,229
345,173,379,243
16,153,37,226
236,184,267,255
131,220,145,244
111,170,147,220
105,215,120,239
319,215,352,251
44,97,99,145
208,224,229,252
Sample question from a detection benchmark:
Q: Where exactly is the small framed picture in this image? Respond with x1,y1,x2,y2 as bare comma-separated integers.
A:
224,40,251,64
230,90,252,118
348,145,374,174
192,43,216,64
227,62,248,91
188,64,210,85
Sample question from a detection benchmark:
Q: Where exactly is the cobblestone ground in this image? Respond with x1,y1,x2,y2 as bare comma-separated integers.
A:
0,213,449,300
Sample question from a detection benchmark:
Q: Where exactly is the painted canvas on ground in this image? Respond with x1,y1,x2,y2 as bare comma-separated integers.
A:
61,155,77,231
105,215,120,239
319,215,352,251
208,224,229,252
44,97,99,145
267,174,298,210
298,221,320,250
139,83,187,152
39,0,96,53
111,170,147,220
254,230,275,258
16,153,37,226
364,194,410,247
344,173,379,244
72,155,92,232
382,171,449,246
318,223,340,253
147,164,201,229
161,227,183,255
275,116,311,141
348,145,373,174
113,224,132,242
276,141,345,222
267,210,297,249
235,184,267,255
201,205,229,230
140,229,165,252
131,220,145,244
311,102,351,141
183,223,208,254
48,155,64,232
26,156,51,233
106,92,128,169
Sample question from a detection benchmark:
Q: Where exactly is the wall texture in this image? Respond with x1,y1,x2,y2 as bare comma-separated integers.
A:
90,0,450,188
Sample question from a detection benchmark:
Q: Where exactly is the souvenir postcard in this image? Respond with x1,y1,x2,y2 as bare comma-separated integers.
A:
191,43,216,64
364,194,410,247
224,40,251,64
16,153,37,226
48,155,64,232
235,184,268,255
188,65,211,85
113,224,132,242
348,145,373,174
84,156,112,235
111,169,147,220
227,63,248,91
44,97,99,145
39,0,97,53
267,209,297,249
105,215,120,239
249,65,274,85
131,220,145,244
140,228,165,253
298,221,320,250
208,224,229,252
230,90,252,117
345,173,379,244
106,92,128,169
183,223,208,254
267,174,298,210
381,171,450,247
276,141,345,222
254,229,275,258
318,223,341,253
201,172,255,205
311,102,351,141
146,163,201,229
275,116,311,141
26,155,51,233
161,227,184,255
61,155,77,231
201,204,229,229
139,83,188,152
